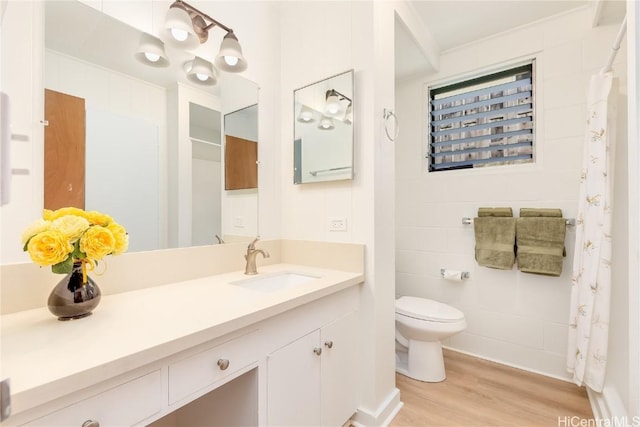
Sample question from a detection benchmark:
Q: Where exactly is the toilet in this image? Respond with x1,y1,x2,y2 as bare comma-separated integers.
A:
395,296,466,382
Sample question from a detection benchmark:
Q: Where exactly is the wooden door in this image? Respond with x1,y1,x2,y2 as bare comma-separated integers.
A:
44,89,86,210
224,135,257,190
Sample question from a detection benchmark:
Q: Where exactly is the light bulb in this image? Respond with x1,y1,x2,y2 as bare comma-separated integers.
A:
224,56,239,66
144,52,160,63
196,73,209,82
328,105,339,114
300,112,312,122
170,28,188,42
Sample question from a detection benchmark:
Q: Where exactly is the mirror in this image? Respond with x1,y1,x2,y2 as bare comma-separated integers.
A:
43,0,259,251
293,70,354,184
224,105,258,191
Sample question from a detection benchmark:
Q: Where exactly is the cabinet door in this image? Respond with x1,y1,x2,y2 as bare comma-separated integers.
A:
267,330,321,426
321,311,359,427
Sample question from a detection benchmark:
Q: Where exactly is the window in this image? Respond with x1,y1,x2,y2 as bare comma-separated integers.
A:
428,63,534,172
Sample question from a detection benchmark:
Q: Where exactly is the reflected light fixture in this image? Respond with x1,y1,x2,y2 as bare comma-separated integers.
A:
324,89,352,117
162,0,248,73
297,105,316,123
318,115,335,130
184,57,218,86
343,103,353,124
134,33,170,67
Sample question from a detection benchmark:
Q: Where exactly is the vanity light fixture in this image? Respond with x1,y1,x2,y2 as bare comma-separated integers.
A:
297,105,316,123
162,0,248,73
183,57,218,86
214,31,248,73
134,33,170,67
324,89,352,117
318,115,335,130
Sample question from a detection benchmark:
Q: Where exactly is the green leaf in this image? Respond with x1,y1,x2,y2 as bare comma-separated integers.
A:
52,257,73,275
71,241,85,259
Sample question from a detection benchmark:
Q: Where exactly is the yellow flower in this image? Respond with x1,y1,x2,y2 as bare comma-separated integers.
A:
24,208,127,275
44,207,87,222
21,218,51,246
85,210,113,226
27,230,73,266
80,226,115,260
51,215,90,243
107,222,129,255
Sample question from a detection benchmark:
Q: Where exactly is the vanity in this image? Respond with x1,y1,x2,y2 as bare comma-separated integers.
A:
0,241,364,427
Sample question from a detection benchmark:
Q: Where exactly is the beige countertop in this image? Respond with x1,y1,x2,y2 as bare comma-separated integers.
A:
0,263,364,415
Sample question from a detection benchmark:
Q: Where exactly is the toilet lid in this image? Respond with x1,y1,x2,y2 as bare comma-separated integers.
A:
395,296,465,323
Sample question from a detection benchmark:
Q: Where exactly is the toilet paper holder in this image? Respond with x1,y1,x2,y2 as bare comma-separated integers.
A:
440,269,470,280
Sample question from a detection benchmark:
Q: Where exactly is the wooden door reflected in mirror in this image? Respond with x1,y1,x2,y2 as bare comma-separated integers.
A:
44,89,86,210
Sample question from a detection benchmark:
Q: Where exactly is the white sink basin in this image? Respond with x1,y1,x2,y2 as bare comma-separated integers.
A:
230,272,319,293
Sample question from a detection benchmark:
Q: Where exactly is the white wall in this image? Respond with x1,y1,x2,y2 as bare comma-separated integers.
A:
279,1,400,423
626,0,640,418
395,7,628,381
0,0,43,264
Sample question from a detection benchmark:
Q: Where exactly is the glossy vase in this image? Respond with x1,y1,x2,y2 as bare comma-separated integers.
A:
48,262,101,321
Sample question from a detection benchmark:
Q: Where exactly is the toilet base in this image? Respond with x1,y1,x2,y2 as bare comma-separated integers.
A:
395,340,446,383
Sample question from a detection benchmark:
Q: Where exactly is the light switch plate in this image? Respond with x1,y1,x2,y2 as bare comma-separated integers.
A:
328,217,347,232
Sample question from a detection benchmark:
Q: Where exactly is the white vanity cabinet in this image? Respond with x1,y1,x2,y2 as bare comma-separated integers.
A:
1,265,363,427
266,310,359,427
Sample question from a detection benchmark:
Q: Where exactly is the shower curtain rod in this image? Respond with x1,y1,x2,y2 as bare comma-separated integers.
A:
602,15,627,74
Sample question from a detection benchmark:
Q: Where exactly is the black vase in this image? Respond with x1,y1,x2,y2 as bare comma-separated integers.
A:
47,262,101,321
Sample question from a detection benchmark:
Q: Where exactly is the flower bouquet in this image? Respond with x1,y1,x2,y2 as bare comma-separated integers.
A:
22,207,128,320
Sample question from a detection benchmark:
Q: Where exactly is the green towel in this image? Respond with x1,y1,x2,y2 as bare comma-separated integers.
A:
520,208,563,218
474,217,516,270
516,217,566,276
478,207,513,217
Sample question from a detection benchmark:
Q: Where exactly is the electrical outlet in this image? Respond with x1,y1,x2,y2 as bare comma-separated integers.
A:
234,216,245,228
328,217,347,232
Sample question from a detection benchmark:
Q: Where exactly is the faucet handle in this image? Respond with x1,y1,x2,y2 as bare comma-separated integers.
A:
248,237,260,250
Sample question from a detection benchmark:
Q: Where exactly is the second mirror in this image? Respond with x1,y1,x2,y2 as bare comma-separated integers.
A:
294,70,354,184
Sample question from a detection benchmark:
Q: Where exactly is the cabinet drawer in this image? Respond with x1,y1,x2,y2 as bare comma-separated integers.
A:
168,330,259,404
25,370,162,426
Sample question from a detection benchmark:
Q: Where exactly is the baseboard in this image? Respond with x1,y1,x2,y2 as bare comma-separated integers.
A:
351,387,403,427
587,385,628,423
442,346,573,383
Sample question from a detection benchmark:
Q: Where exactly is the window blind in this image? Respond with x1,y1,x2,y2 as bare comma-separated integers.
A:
428,64,534,171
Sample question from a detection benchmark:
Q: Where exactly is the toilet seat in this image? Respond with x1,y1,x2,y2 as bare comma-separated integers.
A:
396,296,464,323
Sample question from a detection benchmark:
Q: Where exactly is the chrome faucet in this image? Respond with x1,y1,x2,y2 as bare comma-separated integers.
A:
244,238,269,275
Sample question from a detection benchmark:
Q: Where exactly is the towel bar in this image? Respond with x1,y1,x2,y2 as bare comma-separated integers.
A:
462,217,575,226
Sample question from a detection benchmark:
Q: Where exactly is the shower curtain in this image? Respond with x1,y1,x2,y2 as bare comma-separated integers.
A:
567,72,617,392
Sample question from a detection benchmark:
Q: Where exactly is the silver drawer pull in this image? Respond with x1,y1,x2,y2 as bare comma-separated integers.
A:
217,359,230,370
313,347,322,356
82,420,100,427
324,341,334,349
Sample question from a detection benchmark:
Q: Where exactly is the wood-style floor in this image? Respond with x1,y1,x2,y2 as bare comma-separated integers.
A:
390,349,593,427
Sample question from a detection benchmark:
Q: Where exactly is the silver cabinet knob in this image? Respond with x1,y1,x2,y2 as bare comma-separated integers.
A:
82,421,100,427
313,347,322,356
324,341,334,349
217,359,230,370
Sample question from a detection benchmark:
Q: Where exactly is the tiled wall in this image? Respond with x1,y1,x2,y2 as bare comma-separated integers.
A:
395,8,627,379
